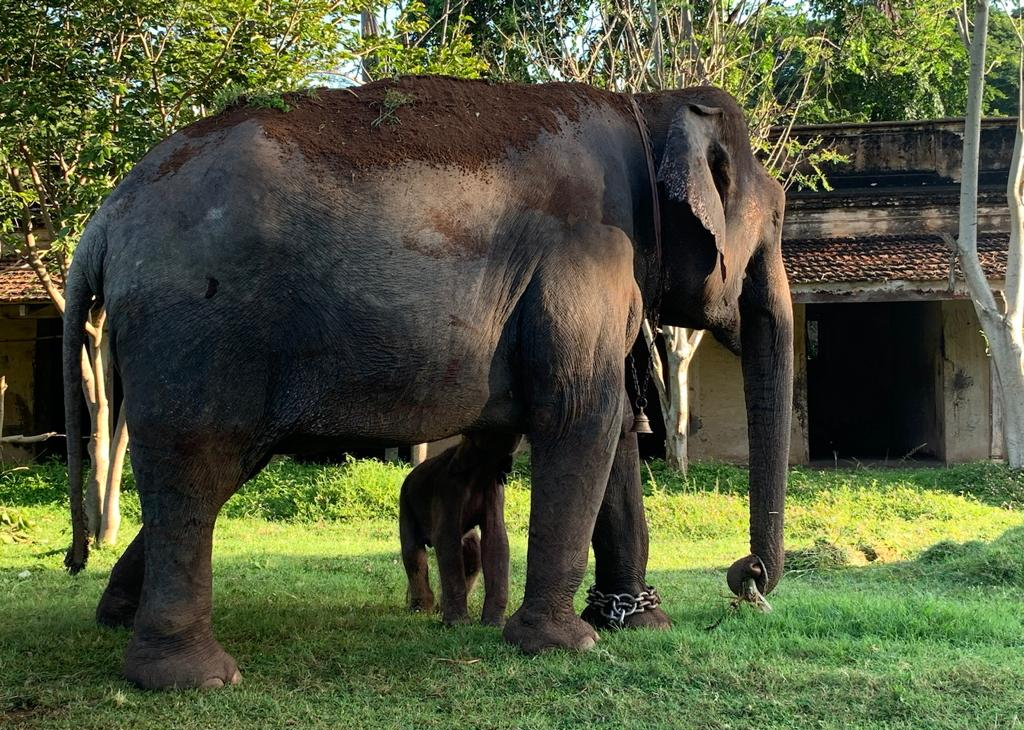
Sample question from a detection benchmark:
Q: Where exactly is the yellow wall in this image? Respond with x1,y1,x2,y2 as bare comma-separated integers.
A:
690,304,809,465
940,300,991,462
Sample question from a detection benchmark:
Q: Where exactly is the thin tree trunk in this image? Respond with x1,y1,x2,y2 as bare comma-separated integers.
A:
360,11,379,82
662,326,704,473
11,150,125,541
84,314,111,538
954,0,1024,467
642,321,704,474
98,399,128,545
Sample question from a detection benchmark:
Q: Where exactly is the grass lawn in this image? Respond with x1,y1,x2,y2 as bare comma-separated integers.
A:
2,458,1024,729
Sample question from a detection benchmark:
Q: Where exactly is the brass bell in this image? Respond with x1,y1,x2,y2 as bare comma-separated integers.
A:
631,407,653,435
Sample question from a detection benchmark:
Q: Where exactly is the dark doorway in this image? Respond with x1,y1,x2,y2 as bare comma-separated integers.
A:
806,301,942,461
32,317,69,460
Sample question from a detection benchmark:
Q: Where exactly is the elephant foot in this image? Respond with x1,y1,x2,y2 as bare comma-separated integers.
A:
480,609,506,627
123,637,241,690
96,590,139,629
581,584,666,631
502,607,598,654
408,593,435,614
582,604,672,631
442,610,472,627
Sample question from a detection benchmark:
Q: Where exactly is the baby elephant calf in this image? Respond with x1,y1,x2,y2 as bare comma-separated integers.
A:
399,433,520,626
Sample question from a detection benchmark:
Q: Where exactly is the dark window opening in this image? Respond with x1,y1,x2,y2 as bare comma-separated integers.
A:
806,301,943,462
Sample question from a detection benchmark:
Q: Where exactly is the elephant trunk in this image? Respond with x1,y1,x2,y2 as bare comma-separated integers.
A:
727,247,793,599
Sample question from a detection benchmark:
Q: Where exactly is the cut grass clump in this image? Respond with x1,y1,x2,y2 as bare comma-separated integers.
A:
0,507,35,544
371,88,415,127
786,538,851,572
914,527,1024,586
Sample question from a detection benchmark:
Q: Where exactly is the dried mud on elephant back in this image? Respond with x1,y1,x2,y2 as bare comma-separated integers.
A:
184,75,633,173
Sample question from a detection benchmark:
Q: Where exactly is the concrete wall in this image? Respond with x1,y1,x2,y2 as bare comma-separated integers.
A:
940,300,992,462
689,304,809,465
784,118,1014,240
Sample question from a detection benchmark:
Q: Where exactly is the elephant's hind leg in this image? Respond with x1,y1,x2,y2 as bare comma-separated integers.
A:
121,442,248,690
96,527,145,628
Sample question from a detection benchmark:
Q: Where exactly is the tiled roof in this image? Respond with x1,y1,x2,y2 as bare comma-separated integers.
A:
782,233,1009,285
0,256,60,304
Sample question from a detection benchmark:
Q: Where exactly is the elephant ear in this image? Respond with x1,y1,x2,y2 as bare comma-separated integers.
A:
657,103,733,258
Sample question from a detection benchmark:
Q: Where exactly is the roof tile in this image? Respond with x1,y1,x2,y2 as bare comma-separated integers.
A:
782,233,1008,285
0,256,61,304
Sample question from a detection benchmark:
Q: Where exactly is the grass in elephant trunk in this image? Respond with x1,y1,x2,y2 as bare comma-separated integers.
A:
2,459,1024,729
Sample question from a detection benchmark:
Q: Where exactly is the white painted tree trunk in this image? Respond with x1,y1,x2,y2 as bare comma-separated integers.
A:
10,158,127,545
83,313,111,537
954,0,1024,468
643,321,704,474
99,401,129,545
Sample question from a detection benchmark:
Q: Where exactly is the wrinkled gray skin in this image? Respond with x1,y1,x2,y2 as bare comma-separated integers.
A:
66,82,792,690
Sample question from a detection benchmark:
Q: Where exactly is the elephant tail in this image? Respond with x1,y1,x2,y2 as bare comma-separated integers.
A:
63,219,107,575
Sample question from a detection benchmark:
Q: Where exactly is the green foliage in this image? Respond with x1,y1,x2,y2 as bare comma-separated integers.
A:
805,0,1020,122
355,0,489,80
0,0,354,262
5,458,1024,568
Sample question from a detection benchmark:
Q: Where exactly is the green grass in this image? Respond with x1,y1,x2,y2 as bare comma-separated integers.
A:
2,459,1024,729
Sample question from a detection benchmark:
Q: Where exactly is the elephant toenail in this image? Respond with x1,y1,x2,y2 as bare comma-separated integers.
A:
200,677,224,689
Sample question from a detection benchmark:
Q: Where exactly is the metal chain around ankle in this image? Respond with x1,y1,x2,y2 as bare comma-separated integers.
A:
585,585,662,629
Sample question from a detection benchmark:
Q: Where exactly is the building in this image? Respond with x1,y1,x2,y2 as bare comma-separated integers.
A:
0,117,1015,465
0,257,63,462
690,117,1013,465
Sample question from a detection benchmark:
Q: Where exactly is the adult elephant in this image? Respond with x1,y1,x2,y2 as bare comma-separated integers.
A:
63,77,792,689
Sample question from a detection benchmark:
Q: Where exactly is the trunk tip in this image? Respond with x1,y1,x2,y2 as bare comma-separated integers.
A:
727,554,767,597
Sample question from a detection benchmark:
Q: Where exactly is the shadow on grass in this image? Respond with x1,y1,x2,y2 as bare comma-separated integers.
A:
5,527,1024,678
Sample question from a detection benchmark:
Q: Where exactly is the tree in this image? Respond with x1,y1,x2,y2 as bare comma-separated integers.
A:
949,0,1024,468
0,0,355,545
804,0,1021,122
353,0,489,82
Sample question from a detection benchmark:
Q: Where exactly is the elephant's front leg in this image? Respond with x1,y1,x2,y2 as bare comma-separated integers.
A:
479,481,509,627
583,399,672,631
502,392,622,653
433,505,472,626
